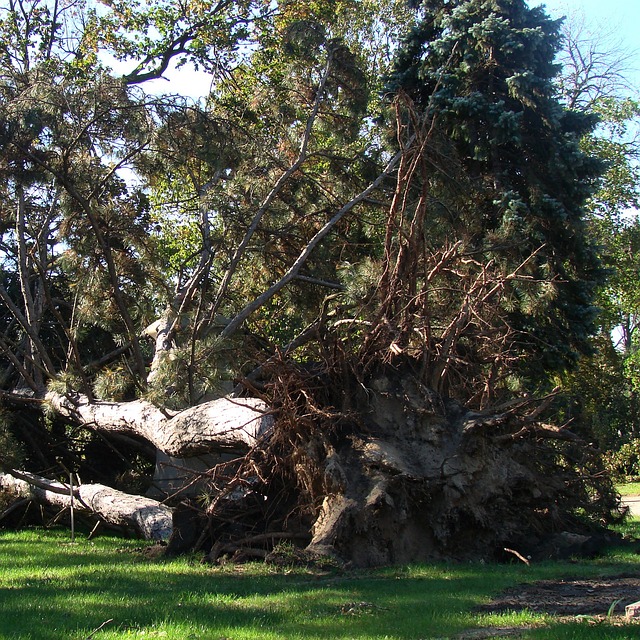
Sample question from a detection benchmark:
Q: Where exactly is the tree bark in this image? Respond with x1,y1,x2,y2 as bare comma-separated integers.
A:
0,470,173,541
45,393,273,457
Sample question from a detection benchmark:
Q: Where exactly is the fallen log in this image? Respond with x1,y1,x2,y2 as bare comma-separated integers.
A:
0,470,173,541
45,392,273,457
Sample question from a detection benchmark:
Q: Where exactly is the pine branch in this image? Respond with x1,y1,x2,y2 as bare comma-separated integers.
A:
220,147,404,340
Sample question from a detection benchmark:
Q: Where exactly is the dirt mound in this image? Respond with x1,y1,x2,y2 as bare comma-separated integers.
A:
476,574,640,617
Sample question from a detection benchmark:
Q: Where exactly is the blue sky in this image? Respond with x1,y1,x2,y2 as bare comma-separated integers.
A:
533,0,640,88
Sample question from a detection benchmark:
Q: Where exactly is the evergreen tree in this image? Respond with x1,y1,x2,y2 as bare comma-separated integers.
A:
381,0,605,401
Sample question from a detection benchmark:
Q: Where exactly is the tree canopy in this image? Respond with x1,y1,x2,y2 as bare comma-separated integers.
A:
376,0,604,402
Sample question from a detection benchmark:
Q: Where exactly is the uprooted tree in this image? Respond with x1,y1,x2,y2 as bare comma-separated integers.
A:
0,0,624,566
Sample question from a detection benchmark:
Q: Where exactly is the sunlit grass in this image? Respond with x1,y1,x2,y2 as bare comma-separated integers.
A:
617,482,640,496
609,513,640,544
0,527,639,639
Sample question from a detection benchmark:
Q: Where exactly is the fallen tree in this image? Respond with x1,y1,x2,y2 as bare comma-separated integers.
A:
0,470,173,541
2,359,622,565
0,0,626,568
45,393,274,457
174,361,621,566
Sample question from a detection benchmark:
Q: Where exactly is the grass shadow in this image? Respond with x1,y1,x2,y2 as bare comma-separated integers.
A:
1,528,640,639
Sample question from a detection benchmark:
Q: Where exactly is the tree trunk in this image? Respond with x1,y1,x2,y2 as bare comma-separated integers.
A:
46,392,273,457
295,373,620,566
0,470,173,541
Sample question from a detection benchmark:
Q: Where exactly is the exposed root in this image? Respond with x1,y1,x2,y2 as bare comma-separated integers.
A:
174,355,621,567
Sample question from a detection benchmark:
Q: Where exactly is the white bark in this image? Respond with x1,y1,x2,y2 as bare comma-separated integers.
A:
46,392,273,457
0,471,173,541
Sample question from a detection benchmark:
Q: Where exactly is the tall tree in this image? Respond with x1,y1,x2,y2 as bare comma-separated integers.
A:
376,0,605,405
553,16,640,449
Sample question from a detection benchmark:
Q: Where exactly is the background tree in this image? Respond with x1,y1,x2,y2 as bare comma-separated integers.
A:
378,0,604,405
553,14,640,456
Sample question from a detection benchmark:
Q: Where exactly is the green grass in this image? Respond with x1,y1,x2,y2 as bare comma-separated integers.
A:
0,527,639,639
617,482,640,496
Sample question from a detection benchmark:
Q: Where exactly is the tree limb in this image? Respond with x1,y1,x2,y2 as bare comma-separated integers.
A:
220,147,403,339
0,470,173,541
46,392,274,457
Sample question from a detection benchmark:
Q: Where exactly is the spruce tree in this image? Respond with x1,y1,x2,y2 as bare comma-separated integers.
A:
385,0,605,396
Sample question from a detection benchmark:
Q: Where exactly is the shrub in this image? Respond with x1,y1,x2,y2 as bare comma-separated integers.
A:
604,438,640,480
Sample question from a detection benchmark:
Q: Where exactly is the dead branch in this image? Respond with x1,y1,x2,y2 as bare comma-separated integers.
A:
495,422,580,443
0,470,173,540
504,547,531,566
84,619,114,640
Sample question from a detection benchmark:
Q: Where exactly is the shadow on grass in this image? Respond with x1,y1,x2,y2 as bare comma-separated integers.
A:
0,568,490,639
2,529,640,639
0,532,498,640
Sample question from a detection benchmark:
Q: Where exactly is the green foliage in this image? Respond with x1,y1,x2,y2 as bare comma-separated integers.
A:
89,0,263,83
605,439,640,480
0,0,415,404
337,258,382,307
585,97,640,220
143,333,240,409
46,371,85,398
372,0,605,403
555,28,640,453
558,332,639,449
0,411,24,470
0,0,408,431
93,364,136,401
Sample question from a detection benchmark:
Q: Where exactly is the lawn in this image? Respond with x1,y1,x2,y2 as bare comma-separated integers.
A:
0,527,639,640
617,482,640,497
